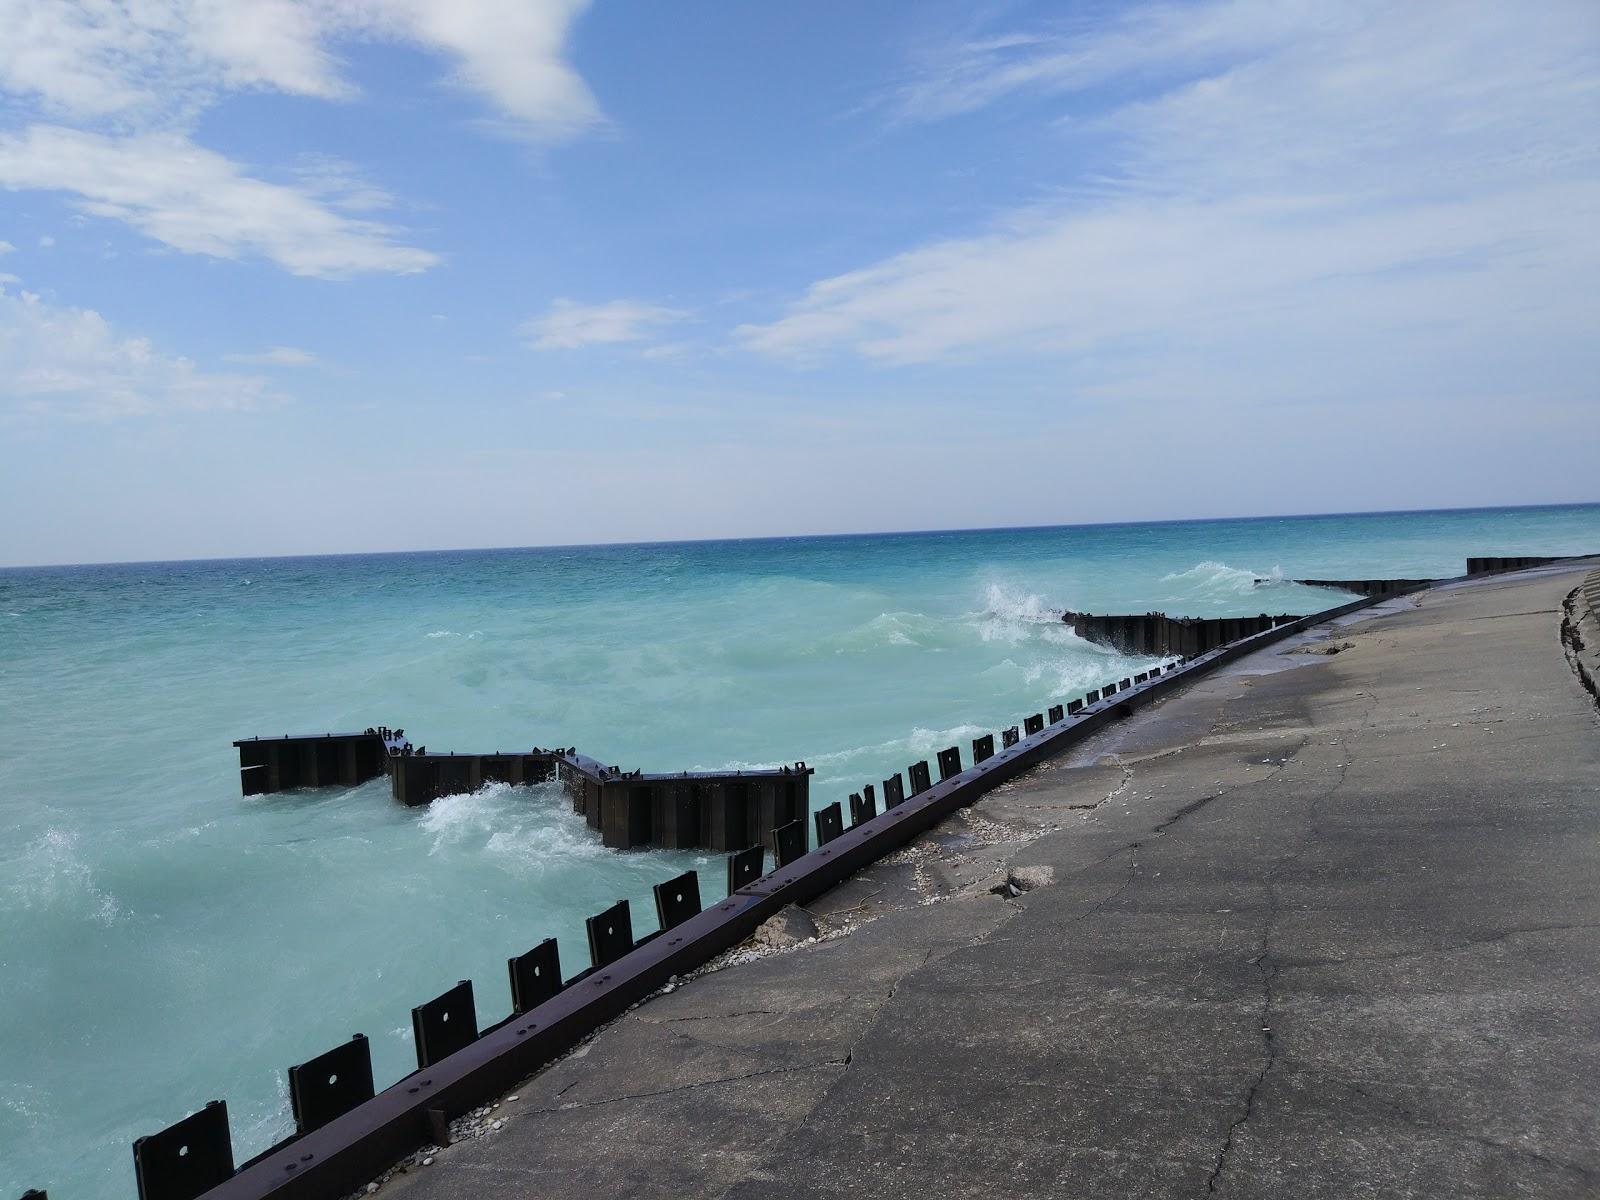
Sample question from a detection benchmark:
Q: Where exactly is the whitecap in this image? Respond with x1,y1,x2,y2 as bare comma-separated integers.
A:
6,828,123,926
1160,560,1285,597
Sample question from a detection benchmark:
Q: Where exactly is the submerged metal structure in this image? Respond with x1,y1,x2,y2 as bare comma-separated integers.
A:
233,732,811,852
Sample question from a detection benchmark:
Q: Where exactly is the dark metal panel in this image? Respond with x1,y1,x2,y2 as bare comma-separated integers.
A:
586,900,635,970
936,746,962,781
907,760,932,796
1048,705,1064,724
882,773,905,808
653,871,702,932
133,1101,234,1200
972,734,995,764
1023,713,1044,736
288,1036,374,1136
411,981,478,1069
1002,726,1020,749
813,802,844,845
848,791,877,827
1067,699,1083,714
1086,688,1100,704
772,819,806,867
727,845,764,892
508,939,563,1015
700,780,749,852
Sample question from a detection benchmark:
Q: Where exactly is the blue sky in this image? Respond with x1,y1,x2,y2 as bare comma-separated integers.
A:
0,0,1596,565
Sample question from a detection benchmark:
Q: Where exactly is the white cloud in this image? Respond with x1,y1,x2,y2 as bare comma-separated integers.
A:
0,282,267,418
224,346,320,367
0,126,438,277
0,1,599,278
386,0,600,139
884,0,1305,124
0,240,13,254
0,0,598,136
521,299,688,350
742,0,1600,403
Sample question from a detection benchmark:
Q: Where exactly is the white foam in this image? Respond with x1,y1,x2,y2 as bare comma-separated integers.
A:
7,828,123,926
417,782,608,867
1161,560,1285,596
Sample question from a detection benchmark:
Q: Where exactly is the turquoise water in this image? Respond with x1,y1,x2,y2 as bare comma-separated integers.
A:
3,504,1597,1199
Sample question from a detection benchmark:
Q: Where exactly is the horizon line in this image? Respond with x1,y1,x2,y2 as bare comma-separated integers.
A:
4,499,1598,572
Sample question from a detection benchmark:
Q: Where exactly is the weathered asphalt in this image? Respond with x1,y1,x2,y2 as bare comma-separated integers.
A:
387,562,1600,1200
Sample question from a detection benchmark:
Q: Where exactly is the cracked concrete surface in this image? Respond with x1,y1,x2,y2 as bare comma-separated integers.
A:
387,563,1600,1200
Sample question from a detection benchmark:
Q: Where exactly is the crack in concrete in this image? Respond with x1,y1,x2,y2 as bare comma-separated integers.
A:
1202,693,1375,1195
1085,843,1140,918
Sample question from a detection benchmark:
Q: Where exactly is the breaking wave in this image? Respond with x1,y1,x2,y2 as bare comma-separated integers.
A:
976,582,1062,643
6,829,123,926
1162,560,1285,597
417,782,608,867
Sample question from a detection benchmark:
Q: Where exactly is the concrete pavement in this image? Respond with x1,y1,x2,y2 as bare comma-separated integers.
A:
387,562,1600,1200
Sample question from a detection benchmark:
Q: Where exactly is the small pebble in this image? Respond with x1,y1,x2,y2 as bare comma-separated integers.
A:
366,1185,378,1195
506,1095,518,1102
423,1158,434,1167
492,1119,504,1130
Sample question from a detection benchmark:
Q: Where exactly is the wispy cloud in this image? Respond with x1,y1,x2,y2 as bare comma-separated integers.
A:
224,346,320,367
739,0,1600,419
521,298,689,350
0,126,439,278
882,1,1303,124
0,281,268,419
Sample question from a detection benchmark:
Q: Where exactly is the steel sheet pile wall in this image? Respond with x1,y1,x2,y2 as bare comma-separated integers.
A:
556,753,812,851
232,735,812,854
1466,555,1587,575
1291,577,1437,596
1060,610,1301,657
234,734,392,795
389,752,559,806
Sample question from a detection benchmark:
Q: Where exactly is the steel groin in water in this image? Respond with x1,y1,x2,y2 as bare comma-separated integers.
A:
1466,554,1592,575
1060,610,1302,657
26,551,1591,1200
1285,576,1436,596
233,733,811,853
1062,556,1599,657
1275,556,1592,599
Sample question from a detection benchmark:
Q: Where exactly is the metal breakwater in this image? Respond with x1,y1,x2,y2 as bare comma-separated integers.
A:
233,733,811,853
